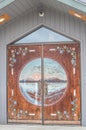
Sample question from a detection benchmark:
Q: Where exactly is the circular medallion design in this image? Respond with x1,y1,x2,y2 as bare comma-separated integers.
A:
19,58,67,106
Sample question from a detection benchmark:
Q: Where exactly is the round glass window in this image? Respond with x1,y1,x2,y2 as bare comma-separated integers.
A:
19,58,67,106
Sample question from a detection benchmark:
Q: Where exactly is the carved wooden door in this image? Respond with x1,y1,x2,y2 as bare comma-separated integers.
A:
8,45,43,124
43,44,81,125
7,43,81,125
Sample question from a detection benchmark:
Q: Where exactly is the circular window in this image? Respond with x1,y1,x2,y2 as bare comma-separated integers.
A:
19,58,67,106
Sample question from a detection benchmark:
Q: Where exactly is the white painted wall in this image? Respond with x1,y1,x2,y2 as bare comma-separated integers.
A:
0,7,86,126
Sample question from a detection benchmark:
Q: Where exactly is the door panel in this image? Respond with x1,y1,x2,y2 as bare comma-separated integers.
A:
7,43,81,125
8,45,42,124
43,44,80,124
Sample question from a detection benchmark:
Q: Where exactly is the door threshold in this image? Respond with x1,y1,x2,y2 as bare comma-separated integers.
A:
44,120,80,125
8,119,80,125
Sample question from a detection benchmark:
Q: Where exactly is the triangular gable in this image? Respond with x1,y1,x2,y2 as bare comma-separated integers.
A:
15,27,73,44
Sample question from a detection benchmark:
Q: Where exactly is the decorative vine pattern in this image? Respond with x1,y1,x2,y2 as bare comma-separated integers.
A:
8,45,79,120
9,47,29,70
9,96,79,120
9,45,76,71
56,45,76,67
9,97,29,118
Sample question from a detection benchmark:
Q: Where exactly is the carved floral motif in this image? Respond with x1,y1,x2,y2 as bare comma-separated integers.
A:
56,45,76,67
8,45,79,121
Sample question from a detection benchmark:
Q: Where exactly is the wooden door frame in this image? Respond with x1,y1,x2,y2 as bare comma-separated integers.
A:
7,42,81,125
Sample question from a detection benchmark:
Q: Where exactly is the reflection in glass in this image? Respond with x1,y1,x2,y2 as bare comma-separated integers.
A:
44,82,67,105
16,27,73,44
19,82,42,105
19,58,67,106
44,58,67,106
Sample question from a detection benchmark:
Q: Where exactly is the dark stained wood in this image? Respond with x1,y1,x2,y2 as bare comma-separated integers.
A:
43,44,81,123
7,45,42,122
7,43,81,124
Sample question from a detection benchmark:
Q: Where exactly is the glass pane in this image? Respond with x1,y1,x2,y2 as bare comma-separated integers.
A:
44,58,67,106
15,27,73,44
44,82,67,106
19,82,42,106
19,58,42,106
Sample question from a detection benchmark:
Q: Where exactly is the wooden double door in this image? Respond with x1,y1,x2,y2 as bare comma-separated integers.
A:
7,43,81,125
